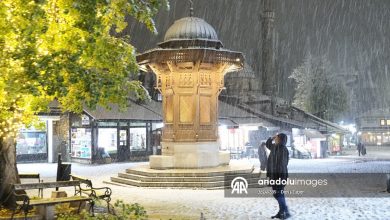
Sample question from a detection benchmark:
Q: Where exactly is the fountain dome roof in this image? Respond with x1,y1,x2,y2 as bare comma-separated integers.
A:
137,15,243,73
164,17,218,41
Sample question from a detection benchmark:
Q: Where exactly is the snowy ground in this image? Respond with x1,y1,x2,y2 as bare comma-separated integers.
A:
18,147,390,220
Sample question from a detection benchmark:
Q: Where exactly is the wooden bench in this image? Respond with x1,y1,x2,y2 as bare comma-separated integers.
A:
18,173,40,182
70,174,112,213
11,180,93,220
18,173,42,198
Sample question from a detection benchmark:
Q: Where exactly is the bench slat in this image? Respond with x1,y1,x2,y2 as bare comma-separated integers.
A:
19,173,40,179
71,174,91,185
16,196,90,206
70,175,85,181
14,181,80,190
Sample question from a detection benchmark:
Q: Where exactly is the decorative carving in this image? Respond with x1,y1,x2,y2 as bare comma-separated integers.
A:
179,73,193,87
199,96,211,123
165,76,171,88
179,96,193,123
200,73,212,87
178,124,194,130
162,124,174,141
199,125,212,130
165,95,174,123
156,75,163,91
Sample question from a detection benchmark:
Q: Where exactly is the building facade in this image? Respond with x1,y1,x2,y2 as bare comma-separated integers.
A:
356,109,390,146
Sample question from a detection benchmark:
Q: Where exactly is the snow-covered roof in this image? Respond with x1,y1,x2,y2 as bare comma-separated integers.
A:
225,62,256,79
84,100,162,121
359,108,390,117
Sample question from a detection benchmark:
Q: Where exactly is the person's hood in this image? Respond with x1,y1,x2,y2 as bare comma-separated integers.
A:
277,133,288,146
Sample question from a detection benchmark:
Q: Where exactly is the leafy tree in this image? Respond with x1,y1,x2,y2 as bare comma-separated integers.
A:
289,54,348,122
0,0,168,207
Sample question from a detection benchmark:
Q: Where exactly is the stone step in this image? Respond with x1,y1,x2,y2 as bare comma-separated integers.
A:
111,175,264,189
108,178,266,190
118,172,226,182
111,176,226,188
111,177,141,187
119,172,263,182
125,167,255,177
111,163,265,189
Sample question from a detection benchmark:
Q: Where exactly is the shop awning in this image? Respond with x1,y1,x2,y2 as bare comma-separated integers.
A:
218,101,276,128
219,101,257,118
84,100,162,121
230,117,276,127
303,129,326,139
218,118,237,126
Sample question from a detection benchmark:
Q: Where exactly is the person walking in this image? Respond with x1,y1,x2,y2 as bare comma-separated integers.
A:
266,133,291,219
357,142,363,156
361,143,367,156
258,142,268,172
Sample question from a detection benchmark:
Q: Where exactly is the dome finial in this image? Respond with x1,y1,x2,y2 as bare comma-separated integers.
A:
189,0,194,17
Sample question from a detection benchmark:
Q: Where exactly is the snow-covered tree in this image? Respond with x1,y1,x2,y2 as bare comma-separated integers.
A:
289,54,348,122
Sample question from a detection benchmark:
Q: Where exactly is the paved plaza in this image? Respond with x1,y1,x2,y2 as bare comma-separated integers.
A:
17,146,390,220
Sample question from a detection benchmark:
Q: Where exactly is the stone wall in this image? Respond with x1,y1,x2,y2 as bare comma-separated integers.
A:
53,113,70,162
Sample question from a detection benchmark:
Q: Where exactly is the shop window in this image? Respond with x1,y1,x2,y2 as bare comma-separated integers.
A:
380,119,385,126
383,133,390,144
98,128,117,154
387,120,390,126
71,128,92,159
98,121,118,127
130,127,146,151
119,122,128,127
130,122,146,127
119,130,127,146
16,131,47,155
157,93,163,101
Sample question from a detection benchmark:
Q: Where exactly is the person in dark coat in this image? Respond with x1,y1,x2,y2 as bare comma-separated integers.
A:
258,142,268,171
357,142,363,156
266,133,290,219
361,143,367,156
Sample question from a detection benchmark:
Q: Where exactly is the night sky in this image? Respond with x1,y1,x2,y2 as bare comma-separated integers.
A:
123,0,390,116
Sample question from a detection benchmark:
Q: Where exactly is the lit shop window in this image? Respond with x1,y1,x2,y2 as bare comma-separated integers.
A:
130,128,146,151
98,128,117,154
380,119,385,126
16,131,47,155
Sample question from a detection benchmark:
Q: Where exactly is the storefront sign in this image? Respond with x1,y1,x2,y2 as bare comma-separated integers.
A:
71,128,92,159
81,114,90,125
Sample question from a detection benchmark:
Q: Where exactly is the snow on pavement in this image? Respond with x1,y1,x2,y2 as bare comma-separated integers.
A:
18,158,390,219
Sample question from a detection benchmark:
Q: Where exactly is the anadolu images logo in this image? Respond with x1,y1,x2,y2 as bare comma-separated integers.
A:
231,176,248,194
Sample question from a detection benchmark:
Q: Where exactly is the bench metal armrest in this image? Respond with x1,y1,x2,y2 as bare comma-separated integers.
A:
81,186,112,198
13,192,30,208
91,186,112,196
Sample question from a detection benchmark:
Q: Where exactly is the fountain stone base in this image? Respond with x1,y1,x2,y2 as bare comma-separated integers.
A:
150,141,230,169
